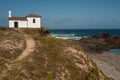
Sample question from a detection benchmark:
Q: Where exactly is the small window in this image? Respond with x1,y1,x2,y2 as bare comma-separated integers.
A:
33,19,35,23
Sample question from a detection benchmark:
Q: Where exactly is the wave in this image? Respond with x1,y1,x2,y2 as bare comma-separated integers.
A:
52,34,76,37
51,33,85,40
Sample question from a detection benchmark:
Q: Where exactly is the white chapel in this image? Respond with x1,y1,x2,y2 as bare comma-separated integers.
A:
8,11,41,28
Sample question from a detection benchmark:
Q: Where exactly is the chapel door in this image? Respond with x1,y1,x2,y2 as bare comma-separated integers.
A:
14,22,18,28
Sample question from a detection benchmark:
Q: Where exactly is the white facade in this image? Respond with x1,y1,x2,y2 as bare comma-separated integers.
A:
27,17,41,28
8,11,41,28
9,20,27,28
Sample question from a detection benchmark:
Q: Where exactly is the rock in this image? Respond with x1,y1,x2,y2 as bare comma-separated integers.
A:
79,33,120,53
39,27,51,37
92,32,111,39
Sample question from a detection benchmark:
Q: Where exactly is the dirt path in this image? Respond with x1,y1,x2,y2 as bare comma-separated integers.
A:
15,33,35,61
91,57,120,80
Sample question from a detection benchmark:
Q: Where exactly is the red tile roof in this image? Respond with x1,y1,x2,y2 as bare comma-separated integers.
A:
26,14,41,17
9,16,27,21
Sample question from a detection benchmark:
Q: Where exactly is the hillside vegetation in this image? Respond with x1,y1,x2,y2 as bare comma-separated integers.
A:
0,28,111,80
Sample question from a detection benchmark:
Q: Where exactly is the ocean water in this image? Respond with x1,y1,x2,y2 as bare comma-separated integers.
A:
109,49,120,54
50,29,120,40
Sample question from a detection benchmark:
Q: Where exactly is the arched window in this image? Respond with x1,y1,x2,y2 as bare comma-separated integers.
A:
33,19,36,23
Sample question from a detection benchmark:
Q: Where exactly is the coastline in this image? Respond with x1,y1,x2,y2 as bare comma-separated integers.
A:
88,52,120,80
51,36,120,79
51,29,120,79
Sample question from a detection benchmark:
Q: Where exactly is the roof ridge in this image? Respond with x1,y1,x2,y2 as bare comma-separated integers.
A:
26,13,41,17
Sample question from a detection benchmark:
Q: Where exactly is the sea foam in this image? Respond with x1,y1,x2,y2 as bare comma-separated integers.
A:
51,34,82,40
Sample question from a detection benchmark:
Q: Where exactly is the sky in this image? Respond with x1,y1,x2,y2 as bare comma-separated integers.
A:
0,0,120,29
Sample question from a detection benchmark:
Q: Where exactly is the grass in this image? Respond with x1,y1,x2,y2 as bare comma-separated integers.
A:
0,28,25,77
18,37,99,80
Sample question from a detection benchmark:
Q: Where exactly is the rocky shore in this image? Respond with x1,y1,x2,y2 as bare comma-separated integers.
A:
89,52,120,80
79,32,120,80
79,32,120,53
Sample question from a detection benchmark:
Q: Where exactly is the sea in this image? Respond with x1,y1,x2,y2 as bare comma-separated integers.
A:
50,29,120,53
50,29,120,40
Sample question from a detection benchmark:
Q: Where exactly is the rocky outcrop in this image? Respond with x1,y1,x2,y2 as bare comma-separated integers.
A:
39,27,51,37
79,32,120,53
92,32,111,39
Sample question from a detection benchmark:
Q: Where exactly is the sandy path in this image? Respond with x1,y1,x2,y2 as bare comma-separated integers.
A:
16,30,35,61
91,57,120,80
17,37,35,60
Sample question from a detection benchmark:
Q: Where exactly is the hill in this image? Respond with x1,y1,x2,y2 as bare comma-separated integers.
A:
0,28,111,80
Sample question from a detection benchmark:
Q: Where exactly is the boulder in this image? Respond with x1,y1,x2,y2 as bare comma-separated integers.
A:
79,32,120,53
92,32,111,39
